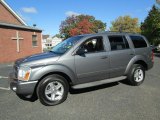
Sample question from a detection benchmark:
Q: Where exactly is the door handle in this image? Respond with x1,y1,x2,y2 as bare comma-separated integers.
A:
130,53,135,55
100,56,108,59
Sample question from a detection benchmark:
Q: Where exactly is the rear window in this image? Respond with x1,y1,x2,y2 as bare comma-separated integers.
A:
130,36,147,48
108,36,129,51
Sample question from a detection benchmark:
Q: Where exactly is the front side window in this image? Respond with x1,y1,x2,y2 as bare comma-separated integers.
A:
51,36,83,54
130,36,147,48
108,36,129,51
80,36,104,53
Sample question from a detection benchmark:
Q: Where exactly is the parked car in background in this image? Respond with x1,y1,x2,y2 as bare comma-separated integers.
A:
10,32,154,106
150,45,158,53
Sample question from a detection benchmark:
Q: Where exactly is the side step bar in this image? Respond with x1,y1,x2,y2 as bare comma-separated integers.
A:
72,76,127,89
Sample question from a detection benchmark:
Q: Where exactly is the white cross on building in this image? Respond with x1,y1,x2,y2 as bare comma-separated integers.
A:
11,31,23,52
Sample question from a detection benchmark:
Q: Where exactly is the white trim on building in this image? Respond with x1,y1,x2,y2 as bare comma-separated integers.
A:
0,0,27,25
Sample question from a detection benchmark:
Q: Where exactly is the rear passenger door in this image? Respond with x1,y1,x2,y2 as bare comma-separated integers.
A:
108,35,134,78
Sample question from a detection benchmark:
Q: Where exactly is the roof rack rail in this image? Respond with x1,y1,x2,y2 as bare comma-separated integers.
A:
99,30,139,34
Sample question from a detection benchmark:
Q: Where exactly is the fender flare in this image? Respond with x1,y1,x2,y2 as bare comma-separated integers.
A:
124,55,147,75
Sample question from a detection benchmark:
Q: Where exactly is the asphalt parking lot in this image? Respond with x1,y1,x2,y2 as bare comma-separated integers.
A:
0,55,160,120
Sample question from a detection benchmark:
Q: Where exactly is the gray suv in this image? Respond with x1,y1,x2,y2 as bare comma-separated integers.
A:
10,32,154,106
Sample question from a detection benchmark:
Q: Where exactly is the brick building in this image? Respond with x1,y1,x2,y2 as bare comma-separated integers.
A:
0,0,42,63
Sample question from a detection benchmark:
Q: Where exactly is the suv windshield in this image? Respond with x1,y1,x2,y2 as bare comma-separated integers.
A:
51,36,83,54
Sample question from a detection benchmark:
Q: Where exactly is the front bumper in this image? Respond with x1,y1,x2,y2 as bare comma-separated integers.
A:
9,73,38,96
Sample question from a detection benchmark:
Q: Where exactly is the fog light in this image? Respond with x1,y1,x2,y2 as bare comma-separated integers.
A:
12,86,17,91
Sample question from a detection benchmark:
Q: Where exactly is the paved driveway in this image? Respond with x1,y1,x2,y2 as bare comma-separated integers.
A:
0,56,160,120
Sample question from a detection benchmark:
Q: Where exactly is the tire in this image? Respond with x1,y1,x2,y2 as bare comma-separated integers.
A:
127,64,145,86
37,74,69,106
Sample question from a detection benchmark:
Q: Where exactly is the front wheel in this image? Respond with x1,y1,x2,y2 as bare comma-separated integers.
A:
37,74,69,106
127,64,145,86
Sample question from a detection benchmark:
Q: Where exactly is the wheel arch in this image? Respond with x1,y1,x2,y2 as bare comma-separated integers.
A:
125,56,148,75
134,60,148,70
38,71,73,86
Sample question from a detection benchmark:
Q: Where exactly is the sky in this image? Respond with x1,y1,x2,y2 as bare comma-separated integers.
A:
5,0,158,36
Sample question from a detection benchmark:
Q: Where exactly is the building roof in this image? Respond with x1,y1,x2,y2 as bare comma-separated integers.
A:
0,22,42,32
42,35,50,39
0,0,27,26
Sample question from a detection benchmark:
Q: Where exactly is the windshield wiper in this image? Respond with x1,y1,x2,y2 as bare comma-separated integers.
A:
49,51,63,54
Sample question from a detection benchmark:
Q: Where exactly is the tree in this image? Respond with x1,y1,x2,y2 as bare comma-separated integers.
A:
141,5,160,45
53,34,62,38
110,15,141,33
59,15,106,39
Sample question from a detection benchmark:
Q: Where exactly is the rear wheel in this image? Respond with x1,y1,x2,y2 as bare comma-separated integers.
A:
37,74,69,106
127,64,145,86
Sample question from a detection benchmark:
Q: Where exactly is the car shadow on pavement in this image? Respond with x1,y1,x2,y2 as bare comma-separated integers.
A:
70,82,119,94
119,79,132,86
16,92,38,102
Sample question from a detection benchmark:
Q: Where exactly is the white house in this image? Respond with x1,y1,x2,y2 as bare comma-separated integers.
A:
42,35,62,50
52,36,62,46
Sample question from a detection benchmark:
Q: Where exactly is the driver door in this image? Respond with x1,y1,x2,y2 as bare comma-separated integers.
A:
74,36,109,84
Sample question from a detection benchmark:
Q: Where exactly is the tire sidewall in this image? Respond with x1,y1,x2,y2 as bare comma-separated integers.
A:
129,64,145,86
37,75,69,106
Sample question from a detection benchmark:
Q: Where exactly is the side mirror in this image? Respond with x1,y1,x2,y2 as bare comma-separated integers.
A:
76,48,87,55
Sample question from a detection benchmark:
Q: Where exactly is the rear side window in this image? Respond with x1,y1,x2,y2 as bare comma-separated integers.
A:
108,36,129,51
130,36,147,48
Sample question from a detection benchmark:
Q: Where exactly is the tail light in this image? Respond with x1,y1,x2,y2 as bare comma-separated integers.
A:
151,51,154,63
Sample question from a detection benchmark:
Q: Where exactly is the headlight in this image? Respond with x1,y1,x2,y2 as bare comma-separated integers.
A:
18,66,31,81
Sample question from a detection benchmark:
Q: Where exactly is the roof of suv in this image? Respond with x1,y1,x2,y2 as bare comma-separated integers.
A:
78,31,142,38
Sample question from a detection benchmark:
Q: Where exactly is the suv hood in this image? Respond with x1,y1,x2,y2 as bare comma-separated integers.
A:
15,52,61,67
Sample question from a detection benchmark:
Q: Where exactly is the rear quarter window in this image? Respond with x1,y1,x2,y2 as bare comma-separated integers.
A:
130,36,147,48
